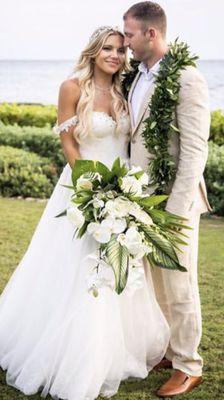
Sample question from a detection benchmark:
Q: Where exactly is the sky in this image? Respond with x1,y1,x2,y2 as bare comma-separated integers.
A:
0,0,223,60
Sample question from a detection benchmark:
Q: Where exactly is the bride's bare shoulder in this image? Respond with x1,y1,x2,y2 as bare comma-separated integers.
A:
59,78,81,102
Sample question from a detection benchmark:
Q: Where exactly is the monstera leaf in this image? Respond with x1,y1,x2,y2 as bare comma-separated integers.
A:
72,160,112,186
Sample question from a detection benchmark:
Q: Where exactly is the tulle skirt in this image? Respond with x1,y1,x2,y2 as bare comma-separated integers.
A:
0,164,170,400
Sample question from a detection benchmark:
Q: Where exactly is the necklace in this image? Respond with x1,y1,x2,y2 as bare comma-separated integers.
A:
94,84,112,92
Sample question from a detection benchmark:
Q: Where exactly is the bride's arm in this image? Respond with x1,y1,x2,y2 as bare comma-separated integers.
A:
57,79,81,168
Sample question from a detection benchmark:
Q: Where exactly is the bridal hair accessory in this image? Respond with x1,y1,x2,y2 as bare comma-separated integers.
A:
89,26,121,43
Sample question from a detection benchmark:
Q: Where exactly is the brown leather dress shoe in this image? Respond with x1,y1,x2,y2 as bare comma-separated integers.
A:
154,358,173,371
156,370,202,397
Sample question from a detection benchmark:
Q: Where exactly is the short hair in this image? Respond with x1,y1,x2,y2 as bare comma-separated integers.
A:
123,1,167,37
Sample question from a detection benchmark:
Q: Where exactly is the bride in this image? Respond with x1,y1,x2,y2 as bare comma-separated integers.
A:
0,26,170,400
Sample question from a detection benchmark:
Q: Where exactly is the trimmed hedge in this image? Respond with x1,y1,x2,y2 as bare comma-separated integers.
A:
210,109,224,146
0,146,58,198
0,122,65,172
205,142,224,216
0,103,57,127
0,103,224,146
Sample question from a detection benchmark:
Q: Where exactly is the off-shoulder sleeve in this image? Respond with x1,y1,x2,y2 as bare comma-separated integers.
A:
53,115,78,135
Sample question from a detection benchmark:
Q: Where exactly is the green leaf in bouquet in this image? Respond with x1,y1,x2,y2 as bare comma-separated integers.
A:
72,160,96,186
106,236,129,295
95,161,112,182
83,208,94,222
55,210,67,218
72,159,112,186
129,195,168,208
77,221,89,239
111,157,128,178
163,230,188,247
130,170,144,179
147,248,186,272
60,184,76,190
72,190,93,204
139,223,187,271
147,209,168,225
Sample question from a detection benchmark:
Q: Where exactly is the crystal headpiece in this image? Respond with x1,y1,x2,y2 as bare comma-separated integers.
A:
89,26,121,43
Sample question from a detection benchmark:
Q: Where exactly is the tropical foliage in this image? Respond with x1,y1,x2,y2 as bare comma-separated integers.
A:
57,158,189,295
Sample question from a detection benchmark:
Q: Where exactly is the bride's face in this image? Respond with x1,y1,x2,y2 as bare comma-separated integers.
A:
94,34,126,75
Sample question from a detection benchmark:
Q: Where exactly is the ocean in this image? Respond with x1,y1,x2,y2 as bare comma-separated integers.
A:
0,60,223,110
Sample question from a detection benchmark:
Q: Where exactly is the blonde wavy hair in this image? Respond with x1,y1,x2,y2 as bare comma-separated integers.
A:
73,27,129,143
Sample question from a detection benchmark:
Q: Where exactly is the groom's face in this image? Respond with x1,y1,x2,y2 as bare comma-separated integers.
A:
124,17,151,61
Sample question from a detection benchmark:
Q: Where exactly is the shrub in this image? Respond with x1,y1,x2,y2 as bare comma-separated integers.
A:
0,122,65,172
0,103,57,127
205,142,224,216
0,146,58,198
210,110,224,146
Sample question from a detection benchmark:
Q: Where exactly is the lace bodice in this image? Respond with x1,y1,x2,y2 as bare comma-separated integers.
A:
54,111,131,167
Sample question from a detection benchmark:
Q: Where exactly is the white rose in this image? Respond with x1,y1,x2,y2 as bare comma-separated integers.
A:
104,198,131,218
67,205,85,228
120,176,142,196
76,177,93,191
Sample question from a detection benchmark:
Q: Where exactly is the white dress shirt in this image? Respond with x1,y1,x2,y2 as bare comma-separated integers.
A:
131,59,162,125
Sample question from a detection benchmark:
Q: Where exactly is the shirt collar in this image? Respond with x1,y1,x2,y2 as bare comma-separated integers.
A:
138,59,162,80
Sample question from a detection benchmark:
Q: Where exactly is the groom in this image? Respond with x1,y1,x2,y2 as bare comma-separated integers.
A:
123,1,211,397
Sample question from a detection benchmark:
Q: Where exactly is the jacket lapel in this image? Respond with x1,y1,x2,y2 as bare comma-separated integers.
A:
128,72,141,132
131,82,155,137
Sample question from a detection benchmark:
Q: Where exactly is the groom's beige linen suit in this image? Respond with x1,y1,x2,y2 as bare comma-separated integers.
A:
129,62,211,376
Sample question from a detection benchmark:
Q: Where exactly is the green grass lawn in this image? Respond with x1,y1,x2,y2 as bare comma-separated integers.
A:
0,197,223,400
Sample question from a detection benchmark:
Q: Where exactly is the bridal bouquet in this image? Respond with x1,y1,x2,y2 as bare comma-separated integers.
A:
57,158,189,295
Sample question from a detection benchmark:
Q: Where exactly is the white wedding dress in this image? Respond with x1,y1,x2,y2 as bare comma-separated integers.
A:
0,112,170,400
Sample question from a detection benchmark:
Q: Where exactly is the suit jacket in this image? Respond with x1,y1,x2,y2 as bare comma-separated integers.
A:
129,65,212,219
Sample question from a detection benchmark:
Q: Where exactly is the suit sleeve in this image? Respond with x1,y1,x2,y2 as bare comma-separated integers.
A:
165,67,210,218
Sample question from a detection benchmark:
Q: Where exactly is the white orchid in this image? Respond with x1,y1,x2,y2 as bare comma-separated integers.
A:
67,204,85,228
85,252,115,296
102,216,127,234
88,216,127,244
117,227,143,255
87,222,111,243
104,197,131,218
117,227,152,259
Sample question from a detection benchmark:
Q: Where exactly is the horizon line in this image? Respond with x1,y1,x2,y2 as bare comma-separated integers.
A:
0,58,223,62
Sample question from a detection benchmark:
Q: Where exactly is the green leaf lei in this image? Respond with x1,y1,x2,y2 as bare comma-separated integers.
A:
122,39,198,194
